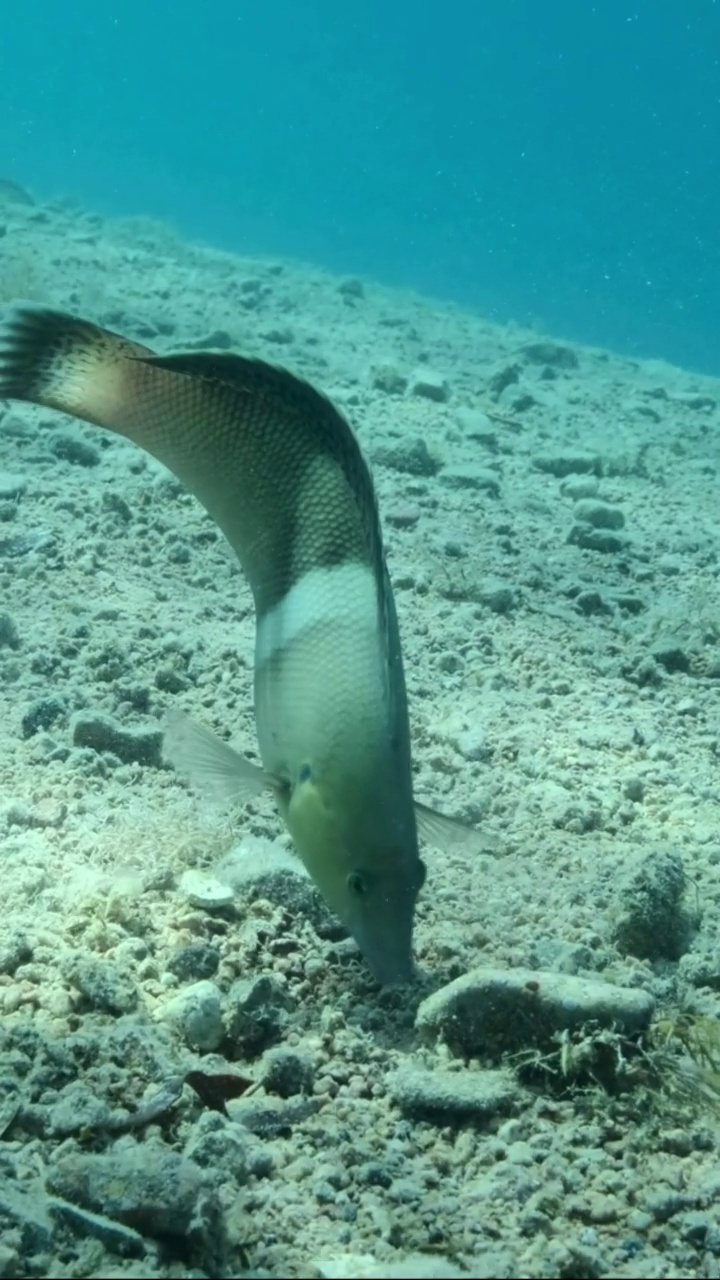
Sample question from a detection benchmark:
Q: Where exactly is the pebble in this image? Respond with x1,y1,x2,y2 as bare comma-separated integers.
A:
71,711,163,767
0,611,19,649
0,930,31,976
387,1067,520,1122
521,341,579,369
649,640,690,674
573,499,626,530
157,979,224,1050
166,941,220,981
21,696,66,738
179,869,234,911
262,1045,315,1097
48,1082,114,1136
315,1251,472,1279
373,437,440,477
0,471,28,499
385,505,421,529
612,849,691,961
0,1183,53,1253
224,974,294,1055
184,1110,251,1186
416,967,655,1057
189,327,234,349
371,364,408,395
477,579,516,613
678,948,720,989
561,475,599,499
439,464,500,496
45,1141,218,1241
567,524,628,554
50,432,101,467
221,841,344,938
47,1198,145,1259
456,408,495,439
61,954,138,1015
338,277,364,299
533,450,601,478
411,369,450,402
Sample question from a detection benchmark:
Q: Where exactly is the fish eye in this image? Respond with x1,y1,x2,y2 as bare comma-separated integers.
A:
347,870,368,897
417,858,427,888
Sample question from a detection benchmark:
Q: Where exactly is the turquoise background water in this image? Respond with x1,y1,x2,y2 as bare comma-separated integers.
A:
3,1,718,371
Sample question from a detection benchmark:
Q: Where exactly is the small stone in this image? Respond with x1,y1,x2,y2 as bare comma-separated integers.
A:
221,839,345,939
533,450,601,478
71,711,163,767
657,553,682,576
575,590,609,616
567,525,628,554
2,412,34,439
26,798,66,828
157,979,224,1051
47,1198,145,1258
224,974,293,1055
50,432,101,466
622,776,645,802
45,1141,218,1243
191,328,234,349
416,967,654,1057
0,472,27,499
0,1184,53,1254
0,931,31,976
48,1083,114,1136
561,476,599,499
643,1188,688,1222
167,942,220,981
385,505,421,529
0,611,19,649
179,869,234,912
184,1110,251,1186
477,579,515,612
62,954,138,1015
21,696,66,737
411,369,450,402
649,640,690,674
487,363,520,396
338,277,364,299
262,1045,315,1097
612,849,691,961
373,437,440,477
261,325,294,345
521,341,578,369
456,408,495,439
573,499,625,530
387,1067,519,1122
439,465,500,496
371,364,408,395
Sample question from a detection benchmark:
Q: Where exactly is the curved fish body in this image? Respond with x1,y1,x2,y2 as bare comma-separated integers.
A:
0,305,431,982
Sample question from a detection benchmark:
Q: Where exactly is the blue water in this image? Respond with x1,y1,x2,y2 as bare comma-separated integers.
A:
3,1,718,372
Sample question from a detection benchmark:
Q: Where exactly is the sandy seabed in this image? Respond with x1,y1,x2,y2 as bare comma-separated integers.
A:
0,194,719,1279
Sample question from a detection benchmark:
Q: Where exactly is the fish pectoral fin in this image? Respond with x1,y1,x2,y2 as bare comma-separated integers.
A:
414,800,500,854
163,707,273,807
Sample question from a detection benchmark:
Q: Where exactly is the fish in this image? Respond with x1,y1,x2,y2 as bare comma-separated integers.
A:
0,304,496,983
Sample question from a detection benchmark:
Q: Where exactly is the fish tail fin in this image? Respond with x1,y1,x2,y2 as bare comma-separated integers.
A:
0,303,150,423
